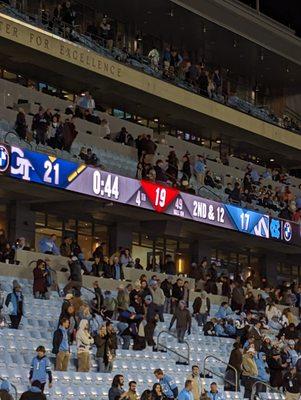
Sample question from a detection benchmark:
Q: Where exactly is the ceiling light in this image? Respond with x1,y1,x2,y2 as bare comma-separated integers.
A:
154,118,159,122
270,158,274,162
216,139,221,144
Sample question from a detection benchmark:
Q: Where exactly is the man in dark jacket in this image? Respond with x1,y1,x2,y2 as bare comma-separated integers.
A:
267,350,287,389
161,276,173,313
283,367,301,399
20,381,47,400
169,300,191,343
63,256,82,296
248,321,263,352
144,295,159,347
171,279,184,313
164,255,176,275
52,318,70,371
192,291,210,326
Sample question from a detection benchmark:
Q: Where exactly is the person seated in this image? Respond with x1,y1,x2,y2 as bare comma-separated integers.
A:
215,302,233,319
228,182,241,204
214,319,228,337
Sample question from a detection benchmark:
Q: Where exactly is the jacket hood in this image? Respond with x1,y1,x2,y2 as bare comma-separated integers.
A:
0,380,11,392
78,319,89,331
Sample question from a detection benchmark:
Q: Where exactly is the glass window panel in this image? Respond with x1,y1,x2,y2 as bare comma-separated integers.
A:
36,212,46,227
140,234,153,248
64,218,76,232
132,232,140,246
47,214,62,230
78,221,92,235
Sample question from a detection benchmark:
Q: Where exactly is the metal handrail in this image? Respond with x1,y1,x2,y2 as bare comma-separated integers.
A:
203,355,238,392
157,330,190,365
0,376,18,400
251,380,284,400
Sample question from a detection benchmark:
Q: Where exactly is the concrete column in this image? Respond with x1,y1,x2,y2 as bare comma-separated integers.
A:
189,239,212,264
109,222,133,254
8,201,36,246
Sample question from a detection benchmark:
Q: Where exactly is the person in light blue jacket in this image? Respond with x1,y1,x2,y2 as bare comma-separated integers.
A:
5,280,25,329
215,302,233,319
38,234,60,255
207,382,225,400
178,380,193,400
255,352,270,383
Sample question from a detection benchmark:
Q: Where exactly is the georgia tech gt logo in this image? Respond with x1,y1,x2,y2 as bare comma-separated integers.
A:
0,144,9,173
283,221,292,242
10,146,34,181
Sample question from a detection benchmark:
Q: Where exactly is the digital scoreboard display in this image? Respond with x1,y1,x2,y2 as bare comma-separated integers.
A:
1,143,300,245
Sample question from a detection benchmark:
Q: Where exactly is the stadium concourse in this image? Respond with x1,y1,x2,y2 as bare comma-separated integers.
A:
0,245,299,399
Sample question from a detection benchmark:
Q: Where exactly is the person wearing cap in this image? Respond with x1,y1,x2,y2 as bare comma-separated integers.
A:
254,352,270,393
149,280,165,322
52,317,70,371
5,281,25,329
283,367,301,400
20,380,47,400
169,300,191,343
0,379,14,400
29,346,52,392
241,347,258,399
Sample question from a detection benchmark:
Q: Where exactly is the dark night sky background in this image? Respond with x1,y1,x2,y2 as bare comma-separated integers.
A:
238,0,301,37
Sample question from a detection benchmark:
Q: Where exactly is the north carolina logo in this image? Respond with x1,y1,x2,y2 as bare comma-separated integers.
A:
0,145,9,173
283,221,292,242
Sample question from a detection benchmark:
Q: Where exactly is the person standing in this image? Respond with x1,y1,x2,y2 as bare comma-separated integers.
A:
52,318,70,371
29,346,52,393
154,369,178,400
108,375,127,400
127,381,139,400
283,367,301,400
161,276,173,314
242,348,258,399
178,380,193,400
169,300,191,343
33,260,48,299
76,319,94,372
5,281,25,329
207,382,225,400
149,280,165,322
192,291,210,327
186,366,205,400
225,342,242,391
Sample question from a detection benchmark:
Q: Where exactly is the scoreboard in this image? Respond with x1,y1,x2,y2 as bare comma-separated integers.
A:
1,143,300,245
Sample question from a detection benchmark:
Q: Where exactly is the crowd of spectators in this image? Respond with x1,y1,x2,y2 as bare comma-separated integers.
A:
1,228,301,399
4,0,300,135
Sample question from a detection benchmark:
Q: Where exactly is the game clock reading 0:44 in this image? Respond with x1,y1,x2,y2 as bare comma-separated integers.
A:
6,144,301,245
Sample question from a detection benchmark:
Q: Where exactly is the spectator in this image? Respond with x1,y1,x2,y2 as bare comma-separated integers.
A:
148,47,160,71
268,350,287,389
5,280,24,329
120,248,133,268
144,295,159,347
100,17,113,50
63,256,82,296
207,382,225,400
112,256,125,280
178,380,193,400
169,300,191,343
248,321,263,352
171,278,184,312
166,150,179,182
127,381,139,400
225,342,242,391
192,291,210,327
0,242,15,264
186,365,204,400
241,348,258,399
182,155,191,182
161,276,173,313
194,155,206,187
255,352,270,391
62,116,77,152
19,381,47,400
149,279,165,322
154,369,178,400
154,160,168,183
33,259,48,299
215,302,232,319
283,367,301,400
151,383,167,400
32,106,49,145
95,324,109,372
164,255,176,275
76,319,94,372
116,127,128,144
133,258,143,269
204,170,216,189
60,236,74,257
38,234,60,255
52,317,70,371
228,182,241,204
29,346,52,392
15,107,27,140
0,380,13,400
108,375,127,400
